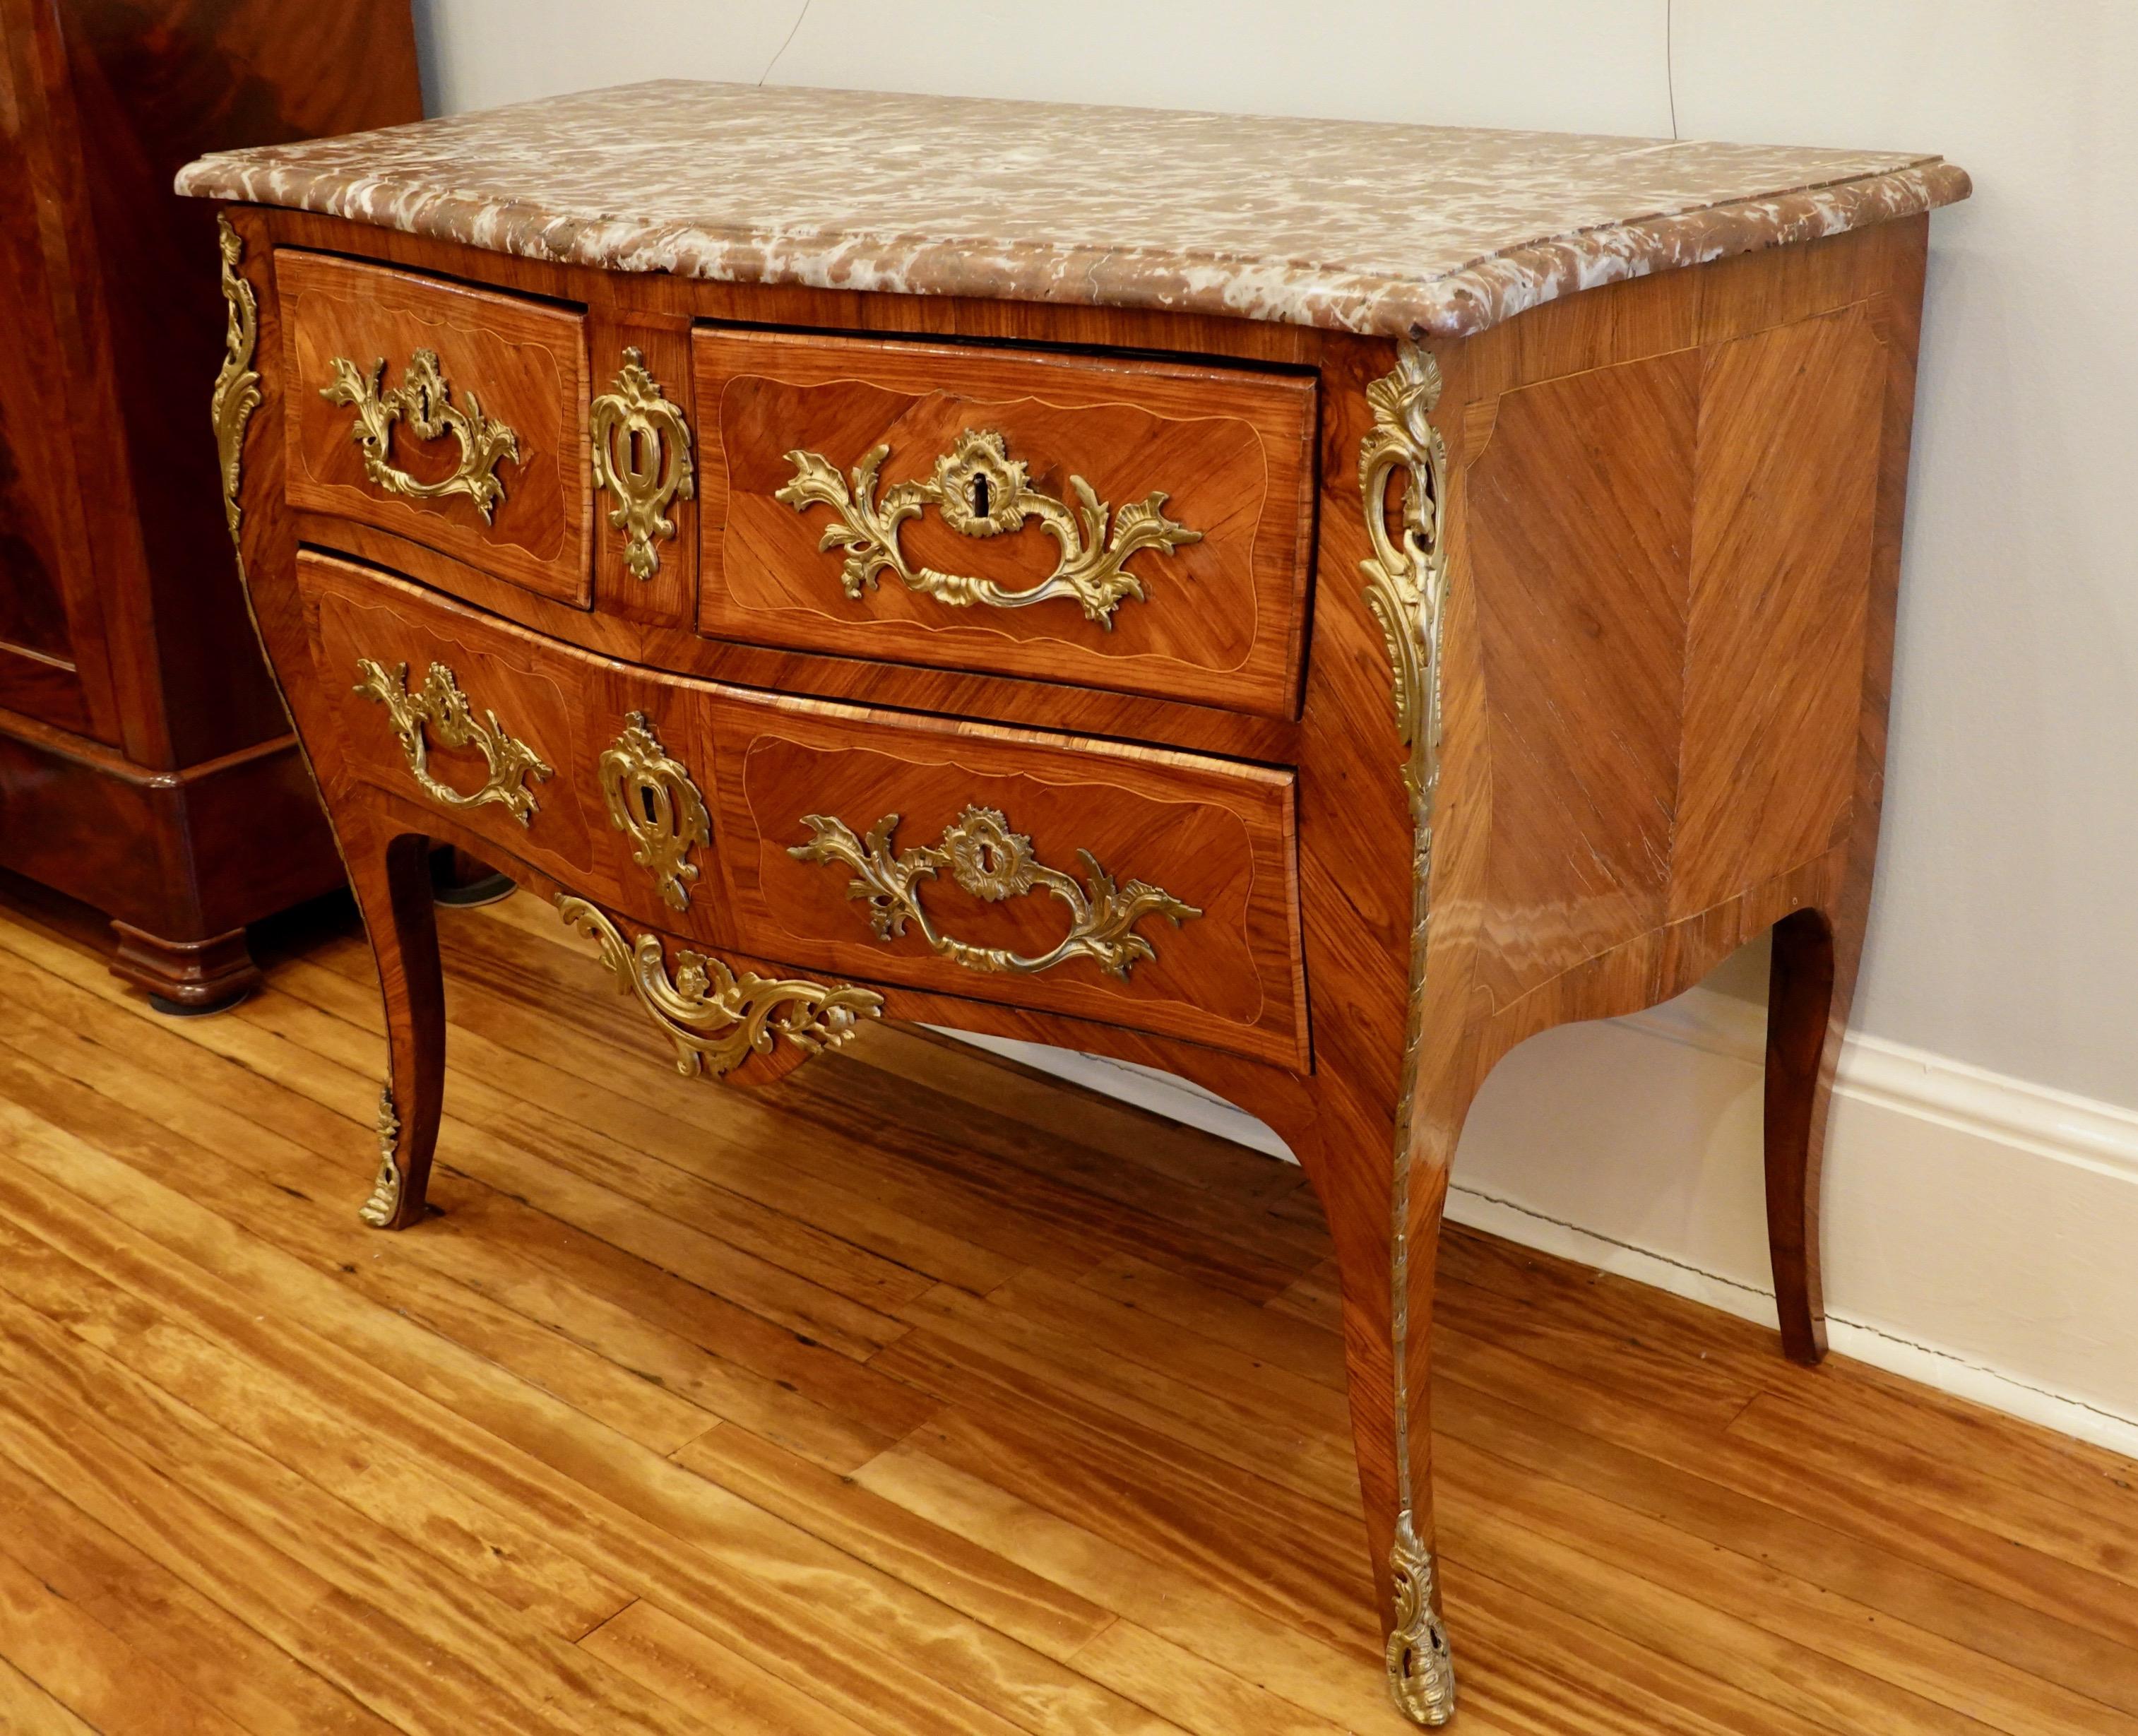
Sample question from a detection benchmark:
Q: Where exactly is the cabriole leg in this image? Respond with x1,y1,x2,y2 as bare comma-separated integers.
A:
349,824,445,1229
1383,1045,1470,1727
1309,1019,1471,1727
1764,905,1841,1363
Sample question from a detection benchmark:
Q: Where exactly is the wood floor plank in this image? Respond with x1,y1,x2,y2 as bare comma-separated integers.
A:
1437,1433,2136,1736
902,1396,1376,1656
1443,1494,2001,1735
0,1461,398,1736
1,892,2133,1735
1727,1391,2138,1595
780,1042,1331,1269
0,986,929,1475
422,1177,940,1470
432,910,1312,1300
1432,1315,2138,1665
1759,1370,2138,1545
0,1038,718,1455
1073,1249,1351,1390
1430,1269,1765,1433
0,1655,100,1736
1064,1619,1356,1736
237,971,919,1357
273,953,940,1319
576,1600,883,1736
1440,1222,2138,1502
672,1424,1117,1659
774,1076,1310,1304
1441,1560,1842,1736
340,920,1098,1295
0,1212,634,1642
0,1282,707,1736
1433,1374,2138,1719
852,1441,1398,1731
0,1532,254,1736
0,1103,1178,1736
988,1263,1353,1429
0,1340,590,1736
1266,1259,1344,1333
891,1282,1365,1515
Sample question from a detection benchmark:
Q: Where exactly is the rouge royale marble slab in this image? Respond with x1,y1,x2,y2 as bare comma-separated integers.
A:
177,78,1968,338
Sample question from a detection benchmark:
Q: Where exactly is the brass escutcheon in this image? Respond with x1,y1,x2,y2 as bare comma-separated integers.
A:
590,347,694,580
598,711,710,912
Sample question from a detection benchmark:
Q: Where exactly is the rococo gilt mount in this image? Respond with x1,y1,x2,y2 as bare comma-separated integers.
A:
183,81,1968,1724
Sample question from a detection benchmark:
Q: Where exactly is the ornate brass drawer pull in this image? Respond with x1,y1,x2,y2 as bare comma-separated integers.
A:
322,349,521,523
590,348,694,581
599,712,710,912
557,895,881,1078
353,658,553,825
776,428,1199,628
790,803,1199,979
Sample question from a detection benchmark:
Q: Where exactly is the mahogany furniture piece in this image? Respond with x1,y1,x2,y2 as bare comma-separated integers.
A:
179,84,1968,1725
0,0,420,1009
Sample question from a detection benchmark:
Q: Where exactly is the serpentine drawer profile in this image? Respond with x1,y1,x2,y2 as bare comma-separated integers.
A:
182,81,1968,1728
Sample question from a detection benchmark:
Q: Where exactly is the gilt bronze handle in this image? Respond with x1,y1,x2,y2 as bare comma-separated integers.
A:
790,803,1199,979
776,428,1199,628
352,658,552,825
321,349,521,522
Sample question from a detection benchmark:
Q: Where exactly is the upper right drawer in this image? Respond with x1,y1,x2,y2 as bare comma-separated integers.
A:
694,329,1316,718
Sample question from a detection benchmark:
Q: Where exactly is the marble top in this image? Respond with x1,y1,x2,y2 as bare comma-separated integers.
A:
176,81,1968,340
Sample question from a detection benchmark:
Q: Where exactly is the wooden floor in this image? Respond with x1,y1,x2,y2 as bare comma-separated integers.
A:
0,888,2134,1736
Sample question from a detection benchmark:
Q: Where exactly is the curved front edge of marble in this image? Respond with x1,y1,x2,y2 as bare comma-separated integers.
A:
171,81,1970,343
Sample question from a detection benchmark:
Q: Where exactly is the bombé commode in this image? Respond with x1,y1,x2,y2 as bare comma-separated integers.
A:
180,81,1968,1724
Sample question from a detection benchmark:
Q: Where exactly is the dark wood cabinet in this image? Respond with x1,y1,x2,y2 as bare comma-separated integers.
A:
0,0,420,1007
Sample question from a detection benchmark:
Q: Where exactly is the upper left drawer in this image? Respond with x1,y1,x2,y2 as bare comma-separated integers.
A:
278,251,593,606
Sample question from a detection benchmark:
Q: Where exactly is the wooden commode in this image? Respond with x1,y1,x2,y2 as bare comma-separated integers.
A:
179,82,1969,1725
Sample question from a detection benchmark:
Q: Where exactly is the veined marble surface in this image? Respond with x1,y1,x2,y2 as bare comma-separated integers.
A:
177,80,1968,339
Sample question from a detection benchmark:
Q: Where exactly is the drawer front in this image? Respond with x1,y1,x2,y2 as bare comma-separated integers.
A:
695,329,1316,719
280,251,593,606
304,555,622,898
706,694,1306,1068
297,553,1307,1068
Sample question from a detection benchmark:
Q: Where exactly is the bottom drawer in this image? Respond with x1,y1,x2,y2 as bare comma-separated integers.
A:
299,553,1307,1068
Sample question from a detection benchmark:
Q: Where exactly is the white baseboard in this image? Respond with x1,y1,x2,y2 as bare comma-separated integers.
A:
944,996,2138,1460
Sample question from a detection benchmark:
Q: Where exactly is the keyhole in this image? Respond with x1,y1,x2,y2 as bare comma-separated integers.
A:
639,786,659,825
976,841,999,875
970,474,992,518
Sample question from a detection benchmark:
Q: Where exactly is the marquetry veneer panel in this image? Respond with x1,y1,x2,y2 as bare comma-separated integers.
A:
1461,300,1891,1015
280,251,593,606
694,328,1317,718
299,552,1305,1066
